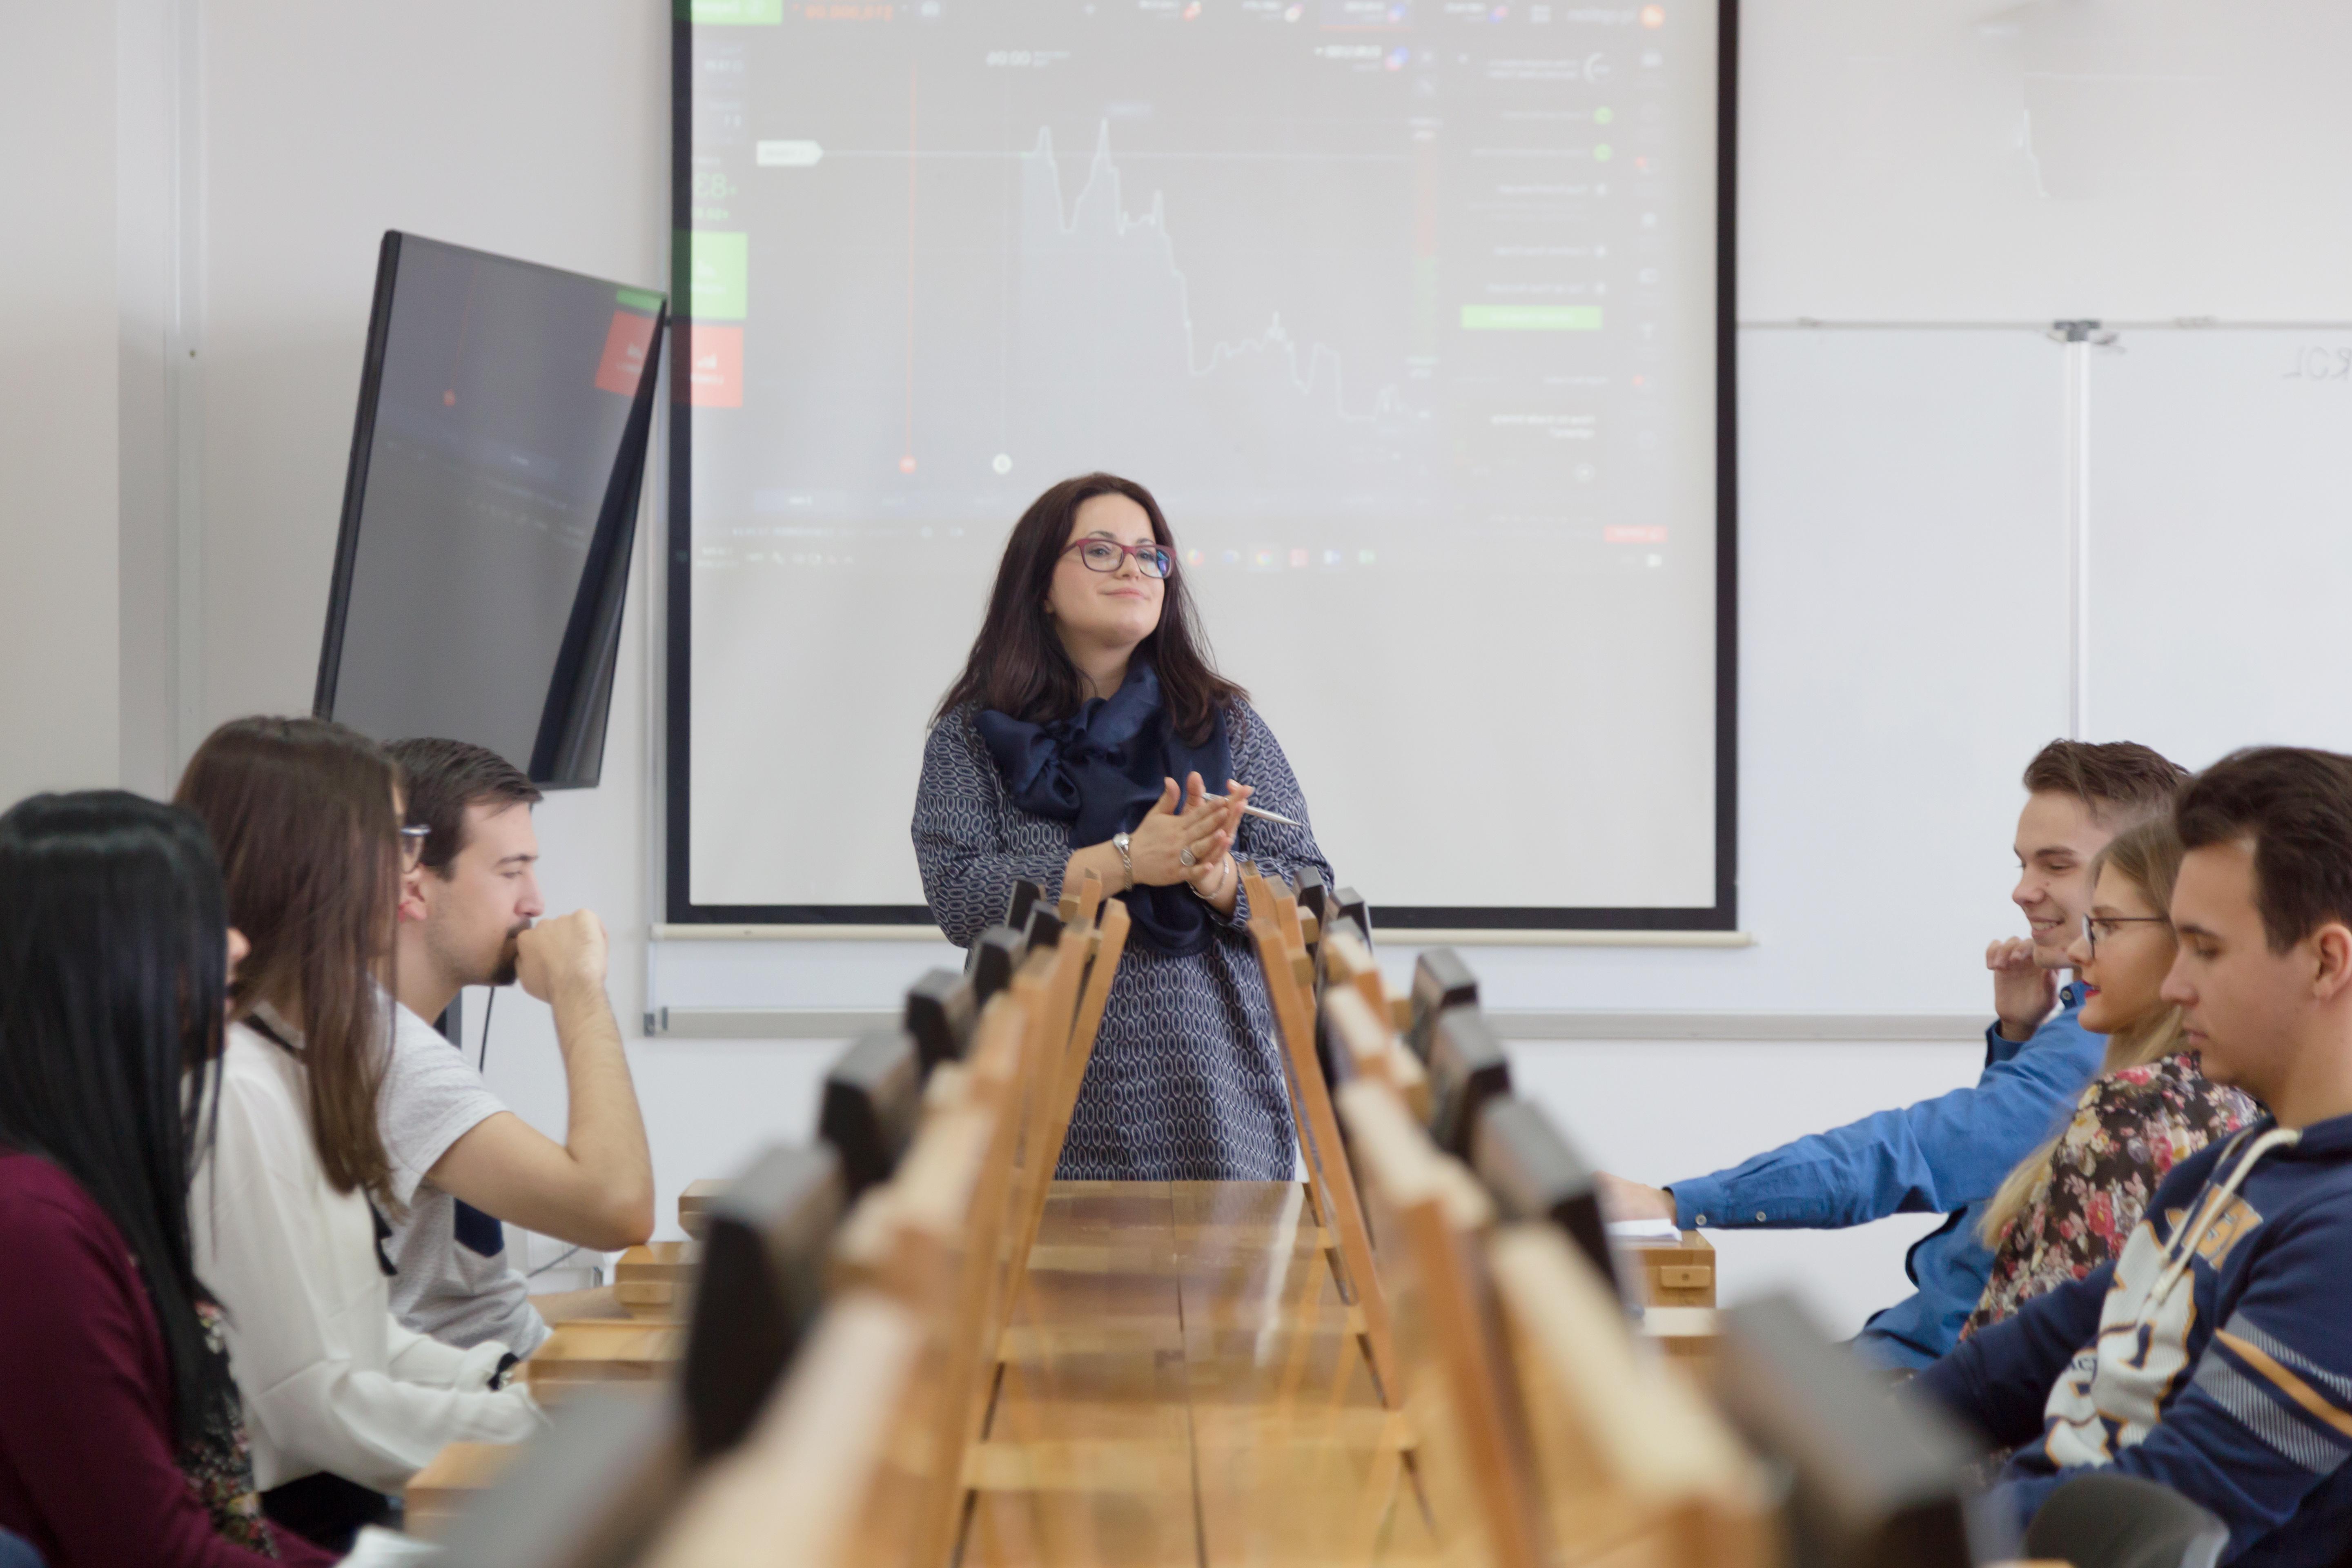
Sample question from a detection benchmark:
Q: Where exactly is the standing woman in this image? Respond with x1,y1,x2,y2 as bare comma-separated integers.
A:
0,793,333,1566
915,473,1335,1180
176,717,541,1552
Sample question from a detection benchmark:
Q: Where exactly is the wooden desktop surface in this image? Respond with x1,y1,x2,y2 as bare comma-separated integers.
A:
409,1180,1713,1565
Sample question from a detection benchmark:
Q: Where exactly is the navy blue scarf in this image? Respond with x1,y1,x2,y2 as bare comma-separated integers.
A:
973,664,1231,956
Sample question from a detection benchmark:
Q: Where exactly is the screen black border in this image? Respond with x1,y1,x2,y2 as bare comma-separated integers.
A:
664,3,1739,931
314,229,668,791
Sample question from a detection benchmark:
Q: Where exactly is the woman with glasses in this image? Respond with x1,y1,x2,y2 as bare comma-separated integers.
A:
1958,817,2256,1339
913,473,1334,1179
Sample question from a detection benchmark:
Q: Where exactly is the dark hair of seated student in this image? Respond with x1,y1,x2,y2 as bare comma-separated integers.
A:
0,791,333,1567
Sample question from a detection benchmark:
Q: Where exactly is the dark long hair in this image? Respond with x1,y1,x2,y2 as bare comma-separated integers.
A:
175,716,399,1207
934,473,1246,744
0,791,238,1444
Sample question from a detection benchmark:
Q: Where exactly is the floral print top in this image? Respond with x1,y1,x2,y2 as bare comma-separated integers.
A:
1961,1051,2257,1340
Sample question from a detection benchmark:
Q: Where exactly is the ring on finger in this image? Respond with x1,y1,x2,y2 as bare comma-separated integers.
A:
1178,845,1196,868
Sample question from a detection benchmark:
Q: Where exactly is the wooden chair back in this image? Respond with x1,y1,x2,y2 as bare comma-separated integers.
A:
1332,884,1370,942
434,1390,688,1568
966,924,1024,1007
1470,1096,1620,1300
817,1029,922,1199
640,1293,928,1568
1003,877,1045,933
1335,1078,1550,1568
1426,1004,1512,1158
1484,1224,1771,1568
902,968,976,1074
1003,900,1131,1306
1321,981,1432,1125
1714,1292,1978,1568
1022,902,1064,956
1242,865,1403,1409
681,1143,847,1461
1407,947,1480,1063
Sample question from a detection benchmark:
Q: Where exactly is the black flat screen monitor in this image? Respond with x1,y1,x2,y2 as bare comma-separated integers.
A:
315,232,667,786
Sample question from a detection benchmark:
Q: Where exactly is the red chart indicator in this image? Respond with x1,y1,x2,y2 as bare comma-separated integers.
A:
595,310,659,396
686,325,743,408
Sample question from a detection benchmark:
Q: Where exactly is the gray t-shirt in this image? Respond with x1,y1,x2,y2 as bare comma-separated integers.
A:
379,1002,549,1356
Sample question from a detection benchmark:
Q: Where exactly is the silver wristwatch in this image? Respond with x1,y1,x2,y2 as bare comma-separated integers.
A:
1111,831,1134,891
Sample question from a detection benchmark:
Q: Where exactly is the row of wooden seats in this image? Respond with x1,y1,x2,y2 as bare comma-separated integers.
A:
1232,866,1994,1568
421,871,1138,1567
420,861,1995,1568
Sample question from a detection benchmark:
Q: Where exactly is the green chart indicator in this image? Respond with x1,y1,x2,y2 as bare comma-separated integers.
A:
688,232,748,320
1460,305,1604,332
684,0,784,22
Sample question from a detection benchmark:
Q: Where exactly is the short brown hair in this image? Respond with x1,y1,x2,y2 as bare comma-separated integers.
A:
385,738,541,878
174,717,397,1206
2021,739,2189,826
2176,746,2352,954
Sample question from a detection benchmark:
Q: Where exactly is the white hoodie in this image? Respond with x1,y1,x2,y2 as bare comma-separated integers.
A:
190,1017,545,1493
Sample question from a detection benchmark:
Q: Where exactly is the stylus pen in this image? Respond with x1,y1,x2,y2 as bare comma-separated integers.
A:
1203,792,1305,829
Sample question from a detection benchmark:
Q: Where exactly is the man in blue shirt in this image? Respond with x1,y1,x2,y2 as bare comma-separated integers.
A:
1599,739,2189,1368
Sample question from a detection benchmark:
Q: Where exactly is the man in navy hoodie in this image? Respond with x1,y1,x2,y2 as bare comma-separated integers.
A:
1918,746,2352,1566
1601,739,2188,1368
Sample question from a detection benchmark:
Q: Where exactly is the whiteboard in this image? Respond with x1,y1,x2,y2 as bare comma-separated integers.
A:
2087,329,2352,765
1741,0,2352,322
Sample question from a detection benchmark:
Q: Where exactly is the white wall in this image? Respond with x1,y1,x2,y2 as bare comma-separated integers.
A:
42,0,2345,1336
0,5,121,804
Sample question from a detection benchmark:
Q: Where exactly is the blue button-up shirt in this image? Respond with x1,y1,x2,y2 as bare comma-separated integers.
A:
1669,991,2103,1369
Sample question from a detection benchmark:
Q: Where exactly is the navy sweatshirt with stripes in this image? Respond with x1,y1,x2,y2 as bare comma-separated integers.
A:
1917,1113,2352,1566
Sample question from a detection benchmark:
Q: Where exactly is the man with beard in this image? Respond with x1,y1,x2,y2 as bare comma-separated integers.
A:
379,739,654,1353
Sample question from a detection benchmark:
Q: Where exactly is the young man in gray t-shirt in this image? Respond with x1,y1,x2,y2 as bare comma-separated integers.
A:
383,738,655,1352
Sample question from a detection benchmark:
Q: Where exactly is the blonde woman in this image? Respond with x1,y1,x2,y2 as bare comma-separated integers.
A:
1959,817,2257,1339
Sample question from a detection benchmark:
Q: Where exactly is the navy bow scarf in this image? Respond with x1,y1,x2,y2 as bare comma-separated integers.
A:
973,664,1232,956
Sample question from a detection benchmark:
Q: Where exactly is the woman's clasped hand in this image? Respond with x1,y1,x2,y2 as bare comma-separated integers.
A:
1127,772,1250,897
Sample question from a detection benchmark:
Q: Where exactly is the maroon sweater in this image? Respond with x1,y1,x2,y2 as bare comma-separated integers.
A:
0,1153,335,1568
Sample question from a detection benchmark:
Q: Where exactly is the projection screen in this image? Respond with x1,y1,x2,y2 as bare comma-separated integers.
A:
669,0,1735,930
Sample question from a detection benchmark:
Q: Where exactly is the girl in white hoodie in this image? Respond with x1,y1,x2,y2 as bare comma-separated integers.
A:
176,717,542,1553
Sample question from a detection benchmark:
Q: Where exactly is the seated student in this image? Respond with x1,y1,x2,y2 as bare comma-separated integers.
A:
378,737,653,1352
176,718,542,1552
1599,739,2189,1368
0,793,333,1567
1918,747,2352,1566
1960,816,2256,1339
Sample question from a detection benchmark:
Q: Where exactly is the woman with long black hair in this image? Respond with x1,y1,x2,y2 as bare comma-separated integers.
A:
914,473,1336,1180
0,791,333,1566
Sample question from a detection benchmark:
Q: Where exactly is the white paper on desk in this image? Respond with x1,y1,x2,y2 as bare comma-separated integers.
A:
1606,1218,1685,1244
343,1527,444,1565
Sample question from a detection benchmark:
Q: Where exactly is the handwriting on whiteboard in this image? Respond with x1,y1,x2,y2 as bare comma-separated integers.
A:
2283,346,2352,381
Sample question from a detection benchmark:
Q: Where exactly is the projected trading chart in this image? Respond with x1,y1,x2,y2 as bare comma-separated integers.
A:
676,0,1728,921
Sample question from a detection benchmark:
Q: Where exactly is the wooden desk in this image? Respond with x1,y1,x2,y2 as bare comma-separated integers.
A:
523,1320,686,1401
410,1179,1671,1564
1624,1229,1715,1308
615,1241,695,1321
964,1180,1431,1568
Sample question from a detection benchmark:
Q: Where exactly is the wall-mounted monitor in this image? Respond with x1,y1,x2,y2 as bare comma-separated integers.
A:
315,232,667,787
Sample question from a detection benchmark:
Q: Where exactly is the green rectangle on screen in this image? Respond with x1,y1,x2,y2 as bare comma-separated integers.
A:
1460,305,1603,331
684,0,784,22
615,287,665,315
688,232,748,320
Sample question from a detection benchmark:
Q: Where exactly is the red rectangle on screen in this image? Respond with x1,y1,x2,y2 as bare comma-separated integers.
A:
595,311,657,396
686,325,743,408
1604,525,1668,544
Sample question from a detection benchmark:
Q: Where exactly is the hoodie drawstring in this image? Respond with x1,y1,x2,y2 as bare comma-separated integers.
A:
2144,1125,2302,1313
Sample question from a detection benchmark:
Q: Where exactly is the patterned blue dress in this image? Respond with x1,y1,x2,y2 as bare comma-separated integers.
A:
912,700,1334,1180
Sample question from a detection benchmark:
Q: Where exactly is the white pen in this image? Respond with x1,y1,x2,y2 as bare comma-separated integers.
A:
1203,791,1304,829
